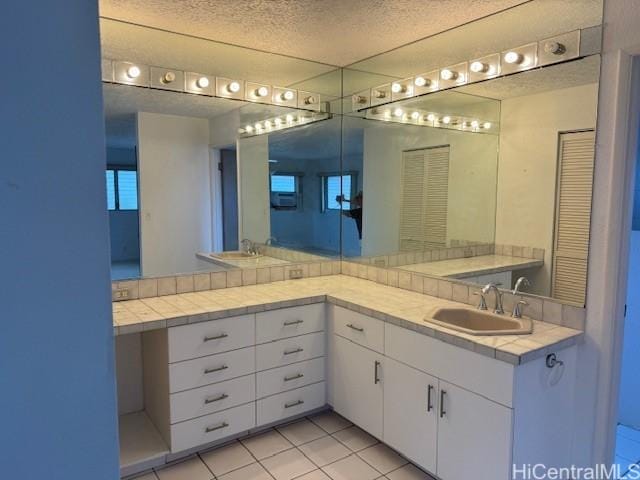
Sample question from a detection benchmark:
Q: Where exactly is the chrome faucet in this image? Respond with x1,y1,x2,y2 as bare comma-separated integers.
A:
241,238,256,255
265,236,277,246
511,277,531,318
482,282,504,314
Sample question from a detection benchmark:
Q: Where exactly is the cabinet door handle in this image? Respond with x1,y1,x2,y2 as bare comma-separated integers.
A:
205,422,229,433
284,347,304,355
427,384,434,412
204,393,229,404
440,390,447,418
283,319,304,326
284,373,304,382
374,360,381,384
346,323,364,332
285,399,304,409
204,365,229,374
204,333,229,342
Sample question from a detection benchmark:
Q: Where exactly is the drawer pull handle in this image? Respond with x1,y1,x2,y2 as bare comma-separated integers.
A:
204,393,229,404
284,347,304,356
283,319,304,326
285,400,304,409
427,384,434,412
284,373,304,382
374,360,381,384
204,333,229,342
204,365,229,374
346,323,364,332
205,422,229,433
440,390,447,418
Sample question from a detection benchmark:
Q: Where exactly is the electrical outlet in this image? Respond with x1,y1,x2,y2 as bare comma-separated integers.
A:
113,288,130,301
289,269,304,279
374,259,387,267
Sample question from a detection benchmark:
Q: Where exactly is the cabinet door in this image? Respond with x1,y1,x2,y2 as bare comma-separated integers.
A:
331,335,383,438
437,381,513,480
384,357,438,474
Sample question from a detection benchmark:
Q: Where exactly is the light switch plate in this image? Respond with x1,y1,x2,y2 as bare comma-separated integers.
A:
113,288,130,301
289,269,304,279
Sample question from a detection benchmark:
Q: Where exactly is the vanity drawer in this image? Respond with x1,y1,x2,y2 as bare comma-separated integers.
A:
331,306,384,353
170,402,255,453
168,314,255,363
169,347,255,393
257,381,326,426
256,331,325,371
257,357,325,399
170,374,256,424
256,304,325,344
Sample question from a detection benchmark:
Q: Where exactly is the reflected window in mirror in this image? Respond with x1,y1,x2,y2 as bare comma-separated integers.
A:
106,167,138,211
270,173,301,210
322,173,357,211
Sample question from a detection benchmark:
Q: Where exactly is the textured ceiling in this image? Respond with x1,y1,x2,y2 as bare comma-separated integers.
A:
98,0,530,66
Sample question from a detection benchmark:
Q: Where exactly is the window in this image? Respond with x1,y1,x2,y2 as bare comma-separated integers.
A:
106,168,138,211
270,173,300,210
322,174,355,211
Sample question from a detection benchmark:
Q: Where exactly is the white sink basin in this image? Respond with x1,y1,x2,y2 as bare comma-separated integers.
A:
425,307,532,336
210,251,262,260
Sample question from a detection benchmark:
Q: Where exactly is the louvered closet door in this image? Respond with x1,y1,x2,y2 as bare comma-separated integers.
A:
399,147,450,251
551,131,595,305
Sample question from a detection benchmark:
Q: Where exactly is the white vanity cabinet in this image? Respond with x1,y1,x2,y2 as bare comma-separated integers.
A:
328,305,578,480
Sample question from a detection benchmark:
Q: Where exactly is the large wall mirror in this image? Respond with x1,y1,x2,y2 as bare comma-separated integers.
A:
340,0,603,307
101,18,342,280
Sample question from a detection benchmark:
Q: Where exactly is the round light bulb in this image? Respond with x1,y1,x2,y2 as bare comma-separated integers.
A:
442,116,451,124
544,41,566,55
281,90,295,101
470,61,489,73
391,83,406,93
483,122,492,129
274,118,282,126
126,65,141,79
196,76,210,89
255,86,269,97
227,81,241,93
504,51,523,64
414,76,429,87
161,71,176,84
373,90,386,99
426,113,436,122
440,69,458,81
471,120,479,128
265,120,272,128
303,95,316,105
393,108,404,117
411,111,421,120
255,122,262,130
285,114,295,123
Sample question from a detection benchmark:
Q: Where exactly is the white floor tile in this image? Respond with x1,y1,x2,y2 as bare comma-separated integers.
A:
321,454,380,480
241,429,293,459
200,441,255,476
277,419,327,446
260,448,316,480
358,444,407,474
155,457,213,480
218,462,272,480
298,435,351,467
332,426,379,452
386,464,436,480
308,411,353,434
294,470,332,480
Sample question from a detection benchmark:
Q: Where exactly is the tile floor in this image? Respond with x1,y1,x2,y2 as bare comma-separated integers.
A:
126,411,435,480
617,424,640,478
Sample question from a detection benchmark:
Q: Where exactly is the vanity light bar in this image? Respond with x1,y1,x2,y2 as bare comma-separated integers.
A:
352,29,582,112
366,107,497,134
237,111,331,138
102,59,324,113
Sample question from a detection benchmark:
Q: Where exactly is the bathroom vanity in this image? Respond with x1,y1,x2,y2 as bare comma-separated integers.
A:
113,274,581,479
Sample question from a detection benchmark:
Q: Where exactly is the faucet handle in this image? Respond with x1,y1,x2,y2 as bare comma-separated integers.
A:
512,299,528,318
473,292,488,311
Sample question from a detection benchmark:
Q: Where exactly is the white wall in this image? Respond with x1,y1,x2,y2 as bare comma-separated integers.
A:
238,135,271,243
0,1,119,478
495,83,599,296
137,112,212,277
361,122,498,256
619,232,640,427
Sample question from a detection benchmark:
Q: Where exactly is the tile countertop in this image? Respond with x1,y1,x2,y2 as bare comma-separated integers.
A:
396,254,544,279
112,275,582,366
